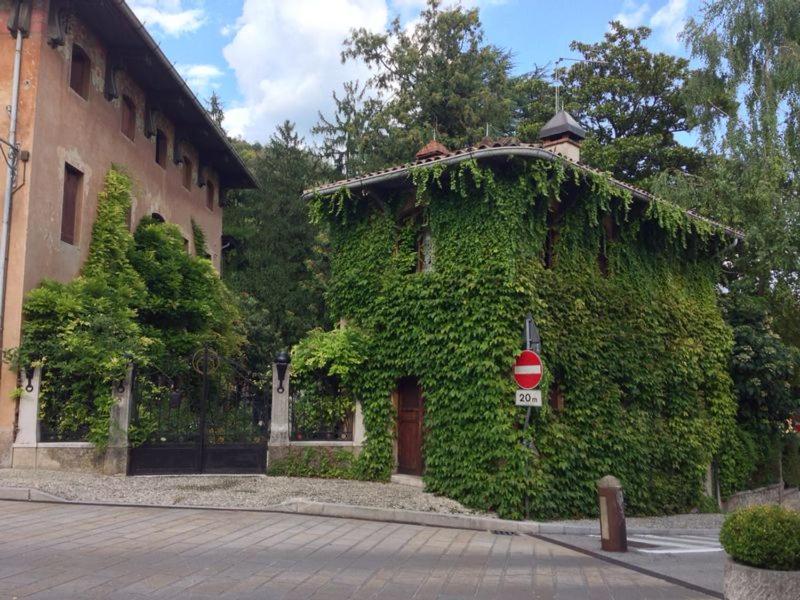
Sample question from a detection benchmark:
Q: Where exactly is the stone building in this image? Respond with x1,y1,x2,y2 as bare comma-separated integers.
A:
0,0,255,466
302,112,742,517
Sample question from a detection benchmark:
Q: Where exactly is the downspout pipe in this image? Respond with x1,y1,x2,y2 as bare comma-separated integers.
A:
0,27,24,344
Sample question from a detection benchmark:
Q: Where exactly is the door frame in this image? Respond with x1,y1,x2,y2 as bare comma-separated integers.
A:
395,377,425,476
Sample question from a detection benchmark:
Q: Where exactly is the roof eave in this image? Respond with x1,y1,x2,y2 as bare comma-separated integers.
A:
303,147,743,241
110,0,257,190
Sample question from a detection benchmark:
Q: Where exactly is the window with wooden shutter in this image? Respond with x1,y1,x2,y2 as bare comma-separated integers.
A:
182,156,193,189
121,95,136,140
155,129,167,168
61,164,82,245
69,45,90,99
206,180,215,210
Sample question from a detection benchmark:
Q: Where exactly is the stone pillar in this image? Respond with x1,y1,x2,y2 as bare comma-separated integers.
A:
269,363,290,448
14,367,41,448
103,365,133,475
353,401,365,447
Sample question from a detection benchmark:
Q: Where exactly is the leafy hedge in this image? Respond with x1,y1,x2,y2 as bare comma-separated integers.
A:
11,168,243,446
720,506,800,571
305,158,736,519
268,447,356,479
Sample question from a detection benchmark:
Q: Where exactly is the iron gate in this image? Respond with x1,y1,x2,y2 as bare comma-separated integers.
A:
128,348,270,475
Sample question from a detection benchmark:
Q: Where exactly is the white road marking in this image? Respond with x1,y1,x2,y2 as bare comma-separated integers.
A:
589,533,723,554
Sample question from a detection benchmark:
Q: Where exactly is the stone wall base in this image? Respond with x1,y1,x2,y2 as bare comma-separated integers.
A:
723,483,799,512
12,445,128,475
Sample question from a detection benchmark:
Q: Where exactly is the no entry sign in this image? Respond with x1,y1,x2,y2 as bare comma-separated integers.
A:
514,350,542,389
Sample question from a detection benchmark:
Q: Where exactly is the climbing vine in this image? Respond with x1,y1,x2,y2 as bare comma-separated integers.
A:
10,168,243,447
304,157,736,519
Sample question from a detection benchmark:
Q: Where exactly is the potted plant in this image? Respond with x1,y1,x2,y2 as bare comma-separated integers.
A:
720,505,800,599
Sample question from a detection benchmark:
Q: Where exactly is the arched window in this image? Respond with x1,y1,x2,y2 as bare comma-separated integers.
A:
151,212,165,223
69,44,90,99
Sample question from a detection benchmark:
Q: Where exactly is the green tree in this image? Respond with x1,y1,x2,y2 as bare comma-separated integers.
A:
674,0,800,468
313,81,382,177
336,0,513,167
514,22,703,186
207,91,225,129
223,122,333,374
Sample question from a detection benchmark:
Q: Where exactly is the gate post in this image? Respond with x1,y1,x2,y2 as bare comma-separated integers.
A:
268,361,290,461
104,364,134,475
12,367,41,468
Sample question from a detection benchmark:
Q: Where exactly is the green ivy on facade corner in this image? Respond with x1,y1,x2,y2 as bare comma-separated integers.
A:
303,158,737,520
10,168,243,448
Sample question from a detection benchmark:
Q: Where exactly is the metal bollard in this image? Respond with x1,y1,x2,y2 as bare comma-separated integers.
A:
597,475,627,552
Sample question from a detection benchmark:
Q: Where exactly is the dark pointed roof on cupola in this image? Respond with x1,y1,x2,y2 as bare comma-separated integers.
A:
539,110,587,141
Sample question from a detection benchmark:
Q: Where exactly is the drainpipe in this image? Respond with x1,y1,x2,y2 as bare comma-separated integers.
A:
0,27,24,344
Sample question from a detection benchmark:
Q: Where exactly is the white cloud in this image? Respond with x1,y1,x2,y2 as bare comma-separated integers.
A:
176,64,224,96
222,0,388,141
614,1,650,27
650,0,688,47
128,0,206,37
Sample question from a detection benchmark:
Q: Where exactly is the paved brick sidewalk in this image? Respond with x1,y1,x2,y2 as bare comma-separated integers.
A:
0,500,712,599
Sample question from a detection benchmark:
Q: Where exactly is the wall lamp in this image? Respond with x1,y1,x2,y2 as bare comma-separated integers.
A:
275,351,290,393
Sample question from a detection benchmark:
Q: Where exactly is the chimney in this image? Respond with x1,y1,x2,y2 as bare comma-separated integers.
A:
538,110,586,162
415,139,450,161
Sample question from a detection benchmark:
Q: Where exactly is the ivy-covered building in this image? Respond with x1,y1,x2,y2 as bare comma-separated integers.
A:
302,111,741,519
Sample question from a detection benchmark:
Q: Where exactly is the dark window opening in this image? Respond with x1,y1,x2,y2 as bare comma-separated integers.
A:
598,214,618,277
155,129,168,168
549,383,564,412
206,180,215,211
182,156,193,189
151,212,165,223
543,199,567,269
121,95,136,140
69,44,90,99
61,163,82,244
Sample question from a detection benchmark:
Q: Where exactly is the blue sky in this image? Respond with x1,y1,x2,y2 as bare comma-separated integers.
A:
128,0,700,143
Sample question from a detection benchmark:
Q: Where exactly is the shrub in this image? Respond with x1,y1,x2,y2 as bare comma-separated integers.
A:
720,506,800,571
268,447,355,479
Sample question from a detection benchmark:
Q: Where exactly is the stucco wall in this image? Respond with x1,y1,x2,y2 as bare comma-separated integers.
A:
0,0,227,465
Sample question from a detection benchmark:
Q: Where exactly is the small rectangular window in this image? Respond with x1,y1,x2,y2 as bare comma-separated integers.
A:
121,95,136,140
61,164,82,244
155,129,167,168
206,180,215,210
69,44,90,99
182,156,193,189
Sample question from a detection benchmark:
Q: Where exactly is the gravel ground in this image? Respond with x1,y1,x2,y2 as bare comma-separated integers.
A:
0,469,480,514
0,469,730,529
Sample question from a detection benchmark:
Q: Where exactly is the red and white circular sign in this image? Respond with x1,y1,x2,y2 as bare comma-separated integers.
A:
514,350,542,389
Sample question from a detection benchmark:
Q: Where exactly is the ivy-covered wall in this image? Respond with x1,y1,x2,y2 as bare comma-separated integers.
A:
307,158,736,519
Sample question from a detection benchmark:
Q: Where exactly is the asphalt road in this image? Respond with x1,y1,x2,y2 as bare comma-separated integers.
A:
0,500,717,599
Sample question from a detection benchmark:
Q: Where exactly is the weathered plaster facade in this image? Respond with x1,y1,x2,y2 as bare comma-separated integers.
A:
0,0,254,466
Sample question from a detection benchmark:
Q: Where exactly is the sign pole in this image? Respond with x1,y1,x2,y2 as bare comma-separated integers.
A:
520,314,542,519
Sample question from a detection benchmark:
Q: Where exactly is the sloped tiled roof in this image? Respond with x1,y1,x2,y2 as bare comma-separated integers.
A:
302,139,743,240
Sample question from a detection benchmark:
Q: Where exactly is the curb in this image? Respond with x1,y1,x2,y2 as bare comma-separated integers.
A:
0,486,720,538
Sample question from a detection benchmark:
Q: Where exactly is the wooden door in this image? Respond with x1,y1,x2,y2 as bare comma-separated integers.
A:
397,378,424,475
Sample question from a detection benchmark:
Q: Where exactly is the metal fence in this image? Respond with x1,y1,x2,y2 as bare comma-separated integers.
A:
288,389,353,442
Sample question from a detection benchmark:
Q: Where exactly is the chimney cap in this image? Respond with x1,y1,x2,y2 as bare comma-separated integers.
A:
415,139,450,160
539,110,586,141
